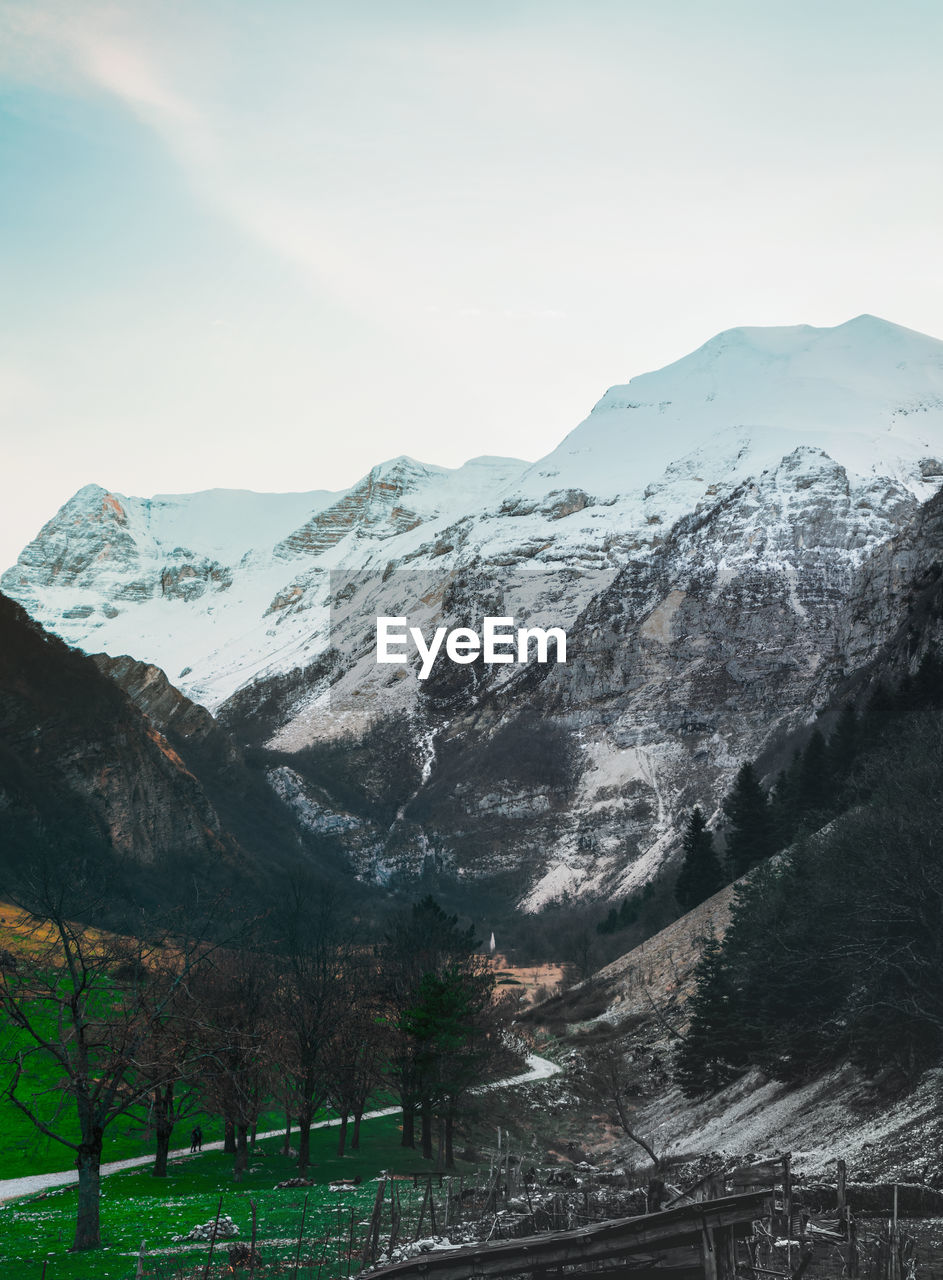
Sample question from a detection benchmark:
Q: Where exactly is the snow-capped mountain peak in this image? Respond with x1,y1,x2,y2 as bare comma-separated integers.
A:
517,315,943,506
7,314,943,910
5,315,943,715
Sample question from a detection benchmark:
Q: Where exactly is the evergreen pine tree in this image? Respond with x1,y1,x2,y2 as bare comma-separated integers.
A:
618,897,639,927
674,930,743,1097
797,728,832,817
723,762,776,878
914,650,943,707
860,679,896,746
827,702,859,782
675,807,724,912
770,750,802,847
897,670,915,712
596,906,619,935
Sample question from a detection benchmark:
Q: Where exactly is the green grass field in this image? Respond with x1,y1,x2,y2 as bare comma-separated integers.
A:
0,1090,286,1181
0,1112,470,1280
0,910,501,1277
0,921,286,1181
0,991,298,1178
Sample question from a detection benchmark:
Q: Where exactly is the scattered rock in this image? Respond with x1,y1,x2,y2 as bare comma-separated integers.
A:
172,1215,239,1243
228,1243,263,1267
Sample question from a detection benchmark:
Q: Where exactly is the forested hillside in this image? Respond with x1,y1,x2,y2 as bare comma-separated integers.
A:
675,672,943,1095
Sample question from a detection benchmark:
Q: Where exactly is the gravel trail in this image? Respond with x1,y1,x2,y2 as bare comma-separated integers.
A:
0,1053,560,1205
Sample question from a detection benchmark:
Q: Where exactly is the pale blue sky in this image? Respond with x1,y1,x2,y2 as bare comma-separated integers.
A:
2,0,942,565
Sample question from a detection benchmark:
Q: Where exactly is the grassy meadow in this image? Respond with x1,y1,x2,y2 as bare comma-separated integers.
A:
0,1112,471,1279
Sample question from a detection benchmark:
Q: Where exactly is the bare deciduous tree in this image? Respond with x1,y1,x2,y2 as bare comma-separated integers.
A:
579,1042,661,1169
270,878,352,1170
0,879,216,1250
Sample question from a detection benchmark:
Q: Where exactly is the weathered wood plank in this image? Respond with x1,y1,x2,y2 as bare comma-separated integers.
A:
363,1191,774,1280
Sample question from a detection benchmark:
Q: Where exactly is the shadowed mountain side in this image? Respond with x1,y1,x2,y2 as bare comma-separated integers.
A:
0,593,350,924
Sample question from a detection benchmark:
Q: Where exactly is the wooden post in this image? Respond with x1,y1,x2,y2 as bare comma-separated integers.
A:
700,1216,719,1280
414,1177,431,1239
389,1181,402,1254
292,1192,309,1280
846,1214,859,1279
837,1159,847,1239
249,1200,258,1280
713,1224,738,1280
782,1153,793,1238
201,1196,224,1280
429,1180,438,1236
889,1185,900,1280
361,1178,387,1266
135,1240,146,1279
746,1237,761,1279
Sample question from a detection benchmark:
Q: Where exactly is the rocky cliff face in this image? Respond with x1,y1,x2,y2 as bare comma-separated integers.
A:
6,316,943,913
0,592,224,873
0,594,338,916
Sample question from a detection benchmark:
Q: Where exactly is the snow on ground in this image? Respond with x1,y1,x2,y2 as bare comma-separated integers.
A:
632,1063,943,1182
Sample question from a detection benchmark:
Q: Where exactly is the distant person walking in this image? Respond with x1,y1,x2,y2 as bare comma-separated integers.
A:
190,1125,203,1153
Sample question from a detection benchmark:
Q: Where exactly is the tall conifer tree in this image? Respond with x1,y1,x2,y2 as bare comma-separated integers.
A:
674,931,743,1097
723,762,776,878
675,807,724,912
797,728,831,816
828,703,859,781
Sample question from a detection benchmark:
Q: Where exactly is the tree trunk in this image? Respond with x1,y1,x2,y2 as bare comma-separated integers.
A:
401,1101,416,1149
435,1116,444,1170
297,1100,314,1170
352,1104,365,1151
234,1123,249,1181
337,1110,349,1158
153,1122,172,1178
444,1112,455,1170
224,1116,236,1155
153,1081,174,1177
282,1113,292,1158
420,1100,433,1161
73,1134,104,1251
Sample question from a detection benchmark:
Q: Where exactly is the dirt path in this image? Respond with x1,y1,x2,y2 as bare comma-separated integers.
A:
0,1053,560,1205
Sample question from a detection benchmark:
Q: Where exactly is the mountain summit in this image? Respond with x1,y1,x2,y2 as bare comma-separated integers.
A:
6,315,942,709
5,315,943,912
517,314,943,502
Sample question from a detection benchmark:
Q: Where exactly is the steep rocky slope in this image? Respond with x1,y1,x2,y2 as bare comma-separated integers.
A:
0,594,337,915
535,874,943,1185
6,316,943,912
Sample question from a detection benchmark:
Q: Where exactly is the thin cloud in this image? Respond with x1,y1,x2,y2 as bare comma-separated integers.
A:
5,4,391,324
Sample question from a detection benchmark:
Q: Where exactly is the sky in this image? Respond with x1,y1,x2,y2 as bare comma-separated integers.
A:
1,0,943,568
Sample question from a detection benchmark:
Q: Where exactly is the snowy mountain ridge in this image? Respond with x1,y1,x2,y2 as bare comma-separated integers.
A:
7,315,943,912
8,315,942,713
